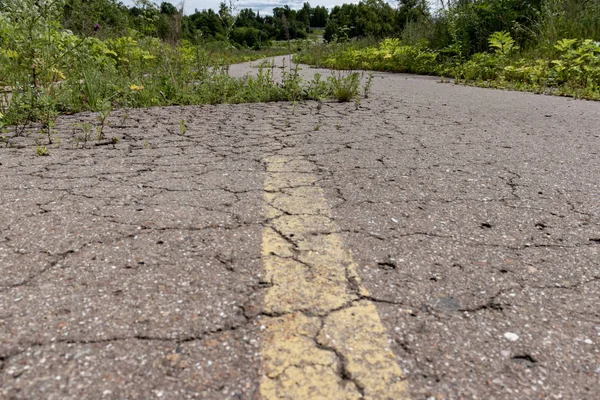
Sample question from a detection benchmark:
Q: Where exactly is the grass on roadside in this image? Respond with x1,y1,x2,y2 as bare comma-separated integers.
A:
295,35,600,101
0,1,365,140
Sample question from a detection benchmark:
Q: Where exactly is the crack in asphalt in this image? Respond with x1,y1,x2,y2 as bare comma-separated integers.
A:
1,87,599,399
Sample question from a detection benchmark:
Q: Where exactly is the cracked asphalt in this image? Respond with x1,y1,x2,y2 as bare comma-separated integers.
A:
1,56,599,399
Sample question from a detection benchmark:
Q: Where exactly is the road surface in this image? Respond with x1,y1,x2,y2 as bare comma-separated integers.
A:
1,56,599,399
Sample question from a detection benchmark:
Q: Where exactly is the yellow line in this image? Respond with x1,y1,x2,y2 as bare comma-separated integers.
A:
260,155,408,399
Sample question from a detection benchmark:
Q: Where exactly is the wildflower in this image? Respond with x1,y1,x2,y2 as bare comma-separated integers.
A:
129,84,144,91
50,67,66,81
94,23,101,32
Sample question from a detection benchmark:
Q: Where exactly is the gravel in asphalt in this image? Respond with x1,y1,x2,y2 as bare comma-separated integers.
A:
1,56,599,399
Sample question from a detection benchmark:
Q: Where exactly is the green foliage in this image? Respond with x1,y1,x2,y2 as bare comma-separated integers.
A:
96,106,111,140
183,2,324,48
455,52,502,82
62,0,132,37
129,0,160,37
534,0,600,49
299,32,600,100
362,72,374,98
396,0,429,31
230,26,265,49
0,0,79,126
3,0,327,48
304,73,332,100
324,0,396,42
310,5,328,28
488,31,519,56
549,39,600,88
36,145,48,156
439,0,542,57
328,71,360,102
297,38,439,75
0,2,362,128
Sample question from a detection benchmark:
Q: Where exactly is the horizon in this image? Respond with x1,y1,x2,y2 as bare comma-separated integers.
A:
120,0,440,17
121,1,363,16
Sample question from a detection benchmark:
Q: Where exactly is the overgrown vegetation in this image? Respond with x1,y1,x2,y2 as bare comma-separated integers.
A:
296,0,600,100
0,0,364,135
58,0,329,48
1,0,599,137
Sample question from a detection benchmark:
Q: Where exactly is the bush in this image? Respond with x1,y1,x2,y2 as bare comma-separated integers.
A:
298,31,600,101
230,27,266,49
0,0,359,132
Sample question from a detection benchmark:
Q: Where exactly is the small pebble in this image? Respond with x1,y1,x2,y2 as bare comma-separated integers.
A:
504,332,519,342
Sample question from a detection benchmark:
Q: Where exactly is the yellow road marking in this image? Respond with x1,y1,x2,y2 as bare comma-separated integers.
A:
260,155,408,399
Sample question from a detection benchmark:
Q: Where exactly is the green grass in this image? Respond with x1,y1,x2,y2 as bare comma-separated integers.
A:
0,2,361,131
202,43,293,65
296,36,600,101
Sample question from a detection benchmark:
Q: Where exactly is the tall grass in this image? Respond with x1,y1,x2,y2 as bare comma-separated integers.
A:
534,0,600,50
0,0,363,132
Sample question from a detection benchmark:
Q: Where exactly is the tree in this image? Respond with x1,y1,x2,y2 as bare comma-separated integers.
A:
130,0,160,37
218,0,238,40
310,5,328,27
446,0,544,55
157,2,183,43
160,2,177,15
272,5,309,40
62,0,132,36
297,2,311,27
184,8,226,41
397,0,429,31
324,0,395,42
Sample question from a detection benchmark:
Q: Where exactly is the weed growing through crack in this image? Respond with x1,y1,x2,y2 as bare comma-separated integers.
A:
329,72,361,102
306,73,331,101
297,30,600,101
363,72,374,98
0,1,362,136
281,63,304,103
0,0,378,156
315,100,323,114
39,99,59,145
96,106,112,141
36,146,48,156
255,58,275,69
72,123,93,149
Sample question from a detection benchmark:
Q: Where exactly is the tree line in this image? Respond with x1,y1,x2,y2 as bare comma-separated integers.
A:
10,0,599,55
42,0,431,48
56,0,329,48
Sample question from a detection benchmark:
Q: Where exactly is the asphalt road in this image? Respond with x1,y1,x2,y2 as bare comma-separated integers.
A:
1,57,599,400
